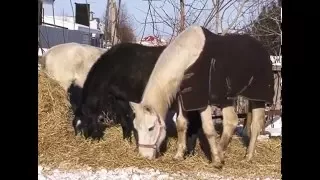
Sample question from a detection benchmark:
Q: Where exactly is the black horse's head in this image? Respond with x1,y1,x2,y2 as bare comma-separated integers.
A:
73,105,107,140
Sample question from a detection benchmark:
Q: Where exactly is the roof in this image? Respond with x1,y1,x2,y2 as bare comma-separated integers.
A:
137,35,167,46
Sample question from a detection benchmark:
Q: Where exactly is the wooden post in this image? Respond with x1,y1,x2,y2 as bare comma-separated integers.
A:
52,2,55,25
179,0,185,33
273,72,282,110
214,0,220,34
109,0,119,45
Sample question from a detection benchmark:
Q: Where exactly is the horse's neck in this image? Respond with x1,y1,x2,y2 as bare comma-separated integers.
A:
142,90,170,121
141,57,188,114
141,26,206,119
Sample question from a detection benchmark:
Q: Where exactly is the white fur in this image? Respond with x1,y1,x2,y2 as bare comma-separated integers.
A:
39,43,107,91
172,113,177,124
76,120,82,127
141,25,206,117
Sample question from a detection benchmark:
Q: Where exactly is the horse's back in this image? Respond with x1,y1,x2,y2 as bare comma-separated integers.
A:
82,43,165,104
79,43,166,127
207,32,274,104
43,43,104,70
42,43,105,89
179,28,274,110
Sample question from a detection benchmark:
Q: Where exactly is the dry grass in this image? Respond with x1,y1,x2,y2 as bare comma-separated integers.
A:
38,70,281,179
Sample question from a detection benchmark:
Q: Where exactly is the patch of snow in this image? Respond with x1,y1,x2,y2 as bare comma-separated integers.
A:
265,116,282,137
38,165,280,180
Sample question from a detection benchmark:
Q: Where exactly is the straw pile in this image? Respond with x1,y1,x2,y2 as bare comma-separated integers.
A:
38,70,281,179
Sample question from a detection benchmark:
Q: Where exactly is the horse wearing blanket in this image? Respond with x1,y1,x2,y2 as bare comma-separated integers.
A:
129,26,274,169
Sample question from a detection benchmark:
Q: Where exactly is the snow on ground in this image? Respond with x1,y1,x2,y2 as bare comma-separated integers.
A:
38,165,280,180
265,116,282,137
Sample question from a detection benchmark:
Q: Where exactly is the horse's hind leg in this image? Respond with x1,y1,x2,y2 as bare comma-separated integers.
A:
219,105,239,161
200,105,223,169
245,101,265,161
245,111,252,138
242,102,252,146
173,99,188,161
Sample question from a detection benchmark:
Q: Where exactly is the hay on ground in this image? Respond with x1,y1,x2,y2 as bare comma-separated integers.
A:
38,70,281,179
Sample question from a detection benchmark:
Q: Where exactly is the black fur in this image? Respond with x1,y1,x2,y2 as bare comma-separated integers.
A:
179,27,274,111
67,82,83,113
73,43,200,145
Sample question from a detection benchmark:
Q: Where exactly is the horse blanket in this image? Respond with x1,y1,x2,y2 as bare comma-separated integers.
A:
178,28,274,111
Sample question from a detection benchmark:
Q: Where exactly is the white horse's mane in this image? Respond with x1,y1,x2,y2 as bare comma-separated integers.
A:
141,26,206,117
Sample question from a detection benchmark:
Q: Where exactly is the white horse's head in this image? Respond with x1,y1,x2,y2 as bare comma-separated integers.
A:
129,102,166,159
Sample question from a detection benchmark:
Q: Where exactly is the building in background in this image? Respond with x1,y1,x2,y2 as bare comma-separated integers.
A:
138,36,167,46
38,1,106,56
39,15,105,56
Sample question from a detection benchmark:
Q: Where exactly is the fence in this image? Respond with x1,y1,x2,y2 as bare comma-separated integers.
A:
38,25,93,49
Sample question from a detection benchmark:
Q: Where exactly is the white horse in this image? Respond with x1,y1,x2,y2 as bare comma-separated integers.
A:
129,25,273,169
129,26,216,162
39,42,107,91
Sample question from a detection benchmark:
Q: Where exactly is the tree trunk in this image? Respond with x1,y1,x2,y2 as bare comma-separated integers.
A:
179,0,185,33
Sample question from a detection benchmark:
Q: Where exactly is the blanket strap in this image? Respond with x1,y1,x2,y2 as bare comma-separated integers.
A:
235,76,254,96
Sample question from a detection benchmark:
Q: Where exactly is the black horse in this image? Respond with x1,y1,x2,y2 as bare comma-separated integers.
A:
73,43,203,154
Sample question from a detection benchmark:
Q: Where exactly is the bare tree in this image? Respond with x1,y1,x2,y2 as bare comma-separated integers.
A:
104,1,136,44
244,1,281,56
133,0,280,43
116,4,136,42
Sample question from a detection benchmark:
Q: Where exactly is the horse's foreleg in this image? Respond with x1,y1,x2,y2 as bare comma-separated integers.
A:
173,100,188,161
219,106,239,161
119,113,132,141
200,105,223,169
245,107,265,161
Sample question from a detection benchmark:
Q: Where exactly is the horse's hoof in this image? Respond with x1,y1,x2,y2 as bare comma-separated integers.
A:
218,151,225,164
133,147,138,152
173,154,184,161
185,151,195,157
212,161,223,169
243,154,253,162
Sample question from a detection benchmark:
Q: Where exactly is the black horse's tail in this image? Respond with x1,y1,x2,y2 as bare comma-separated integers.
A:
67,81,83,114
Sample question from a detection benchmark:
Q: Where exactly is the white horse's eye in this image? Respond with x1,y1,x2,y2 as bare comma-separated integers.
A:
148,126,155,131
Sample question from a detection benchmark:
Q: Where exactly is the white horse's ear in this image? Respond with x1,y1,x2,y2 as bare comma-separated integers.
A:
129,102,139,112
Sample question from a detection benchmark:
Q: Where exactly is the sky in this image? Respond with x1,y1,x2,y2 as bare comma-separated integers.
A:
43,0,166,38
43,0,258,40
